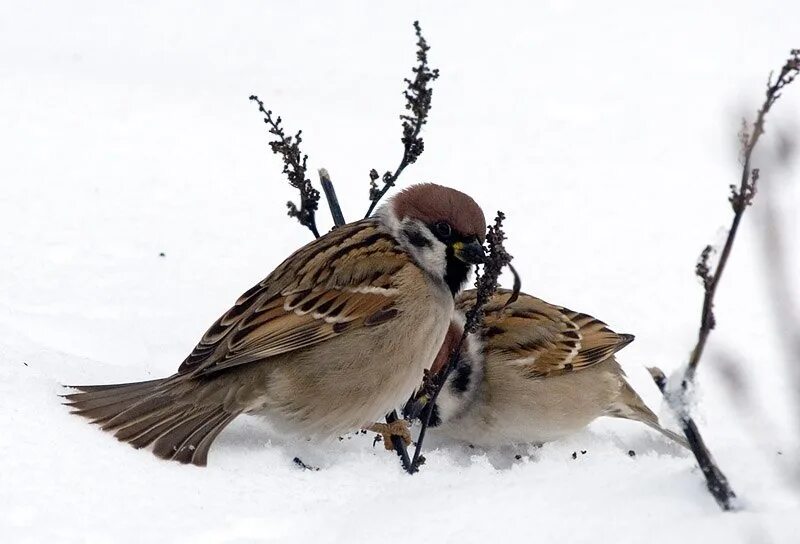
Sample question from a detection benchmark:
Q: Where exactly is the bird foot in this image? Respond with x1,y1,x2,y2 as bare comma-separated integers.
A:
366,419,412,451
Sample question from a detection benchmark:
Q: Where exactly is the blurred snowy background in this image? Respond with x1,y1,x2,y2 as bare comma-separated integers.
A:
1,1,799,542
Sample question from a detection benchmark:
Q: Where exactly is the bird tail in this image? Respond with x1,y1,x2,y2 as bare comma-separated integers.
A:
62,377,238,466
609,382,690,450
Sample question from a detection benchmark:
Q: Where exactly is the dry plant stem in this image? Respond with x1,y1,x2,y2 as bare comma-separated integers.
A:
249,95,321,238
649,367,737,510
409,212,513,473
662,50,798,511
683,49,799,387
364,21,440,218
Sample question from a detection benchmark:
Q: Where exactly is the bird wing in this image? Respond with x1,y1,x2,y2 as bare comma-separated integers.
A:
456,289,633,378
178,219,410,376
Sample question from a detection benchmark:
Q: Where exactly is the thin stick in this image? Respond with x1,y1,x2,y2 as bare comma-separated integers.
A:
318,169,346,228
649,367,736,509
384,410,414,471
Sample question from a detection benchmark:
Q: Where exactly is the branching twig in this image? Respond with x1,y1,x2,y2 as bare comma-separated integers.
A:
682,49,799,387
249,95,321,238
658,49,799,511
407,212,513,473
364,21,440,218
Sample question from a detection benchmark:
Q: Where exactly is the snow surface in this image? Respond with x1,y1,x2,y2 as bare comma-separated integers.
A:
2,1,800,542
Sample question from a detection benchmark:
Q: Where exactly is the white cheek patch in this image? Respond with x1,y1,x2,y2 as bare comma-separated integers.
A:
400,219,447,279
415,240,447,279
378,204,448,281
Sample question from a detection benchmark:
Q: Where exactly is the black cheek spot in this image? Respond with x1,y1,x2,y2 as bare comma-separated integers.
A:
403,228,432,248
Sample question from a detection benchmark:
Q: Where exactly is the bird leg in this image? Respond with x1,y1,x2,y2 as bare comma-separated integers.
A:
365,419,412,451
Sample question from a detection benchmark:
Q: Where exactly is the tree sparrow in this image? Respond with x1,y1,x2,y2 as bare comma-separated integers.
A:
64,183,487,466
412,289,689,449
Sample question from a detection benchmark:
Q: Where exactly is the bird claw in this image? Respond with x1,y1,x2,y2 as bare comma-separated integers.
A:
366,420,413,451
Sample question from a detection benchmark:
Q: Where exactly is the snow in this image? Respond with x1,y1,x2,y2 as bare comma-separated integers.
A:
2,1,799,542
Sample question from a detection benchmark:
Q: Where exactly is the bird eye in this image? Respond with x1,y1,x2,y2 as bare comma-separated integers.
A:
435,221,452,238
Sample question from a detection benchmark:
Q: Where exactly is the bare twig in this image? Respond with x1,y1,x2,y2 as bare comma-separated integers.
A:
318,169,346,228
659,49,799,511
364,21,440,218
408,212,513,473
649,367,737,509
683,49,799,387
249,95,321,238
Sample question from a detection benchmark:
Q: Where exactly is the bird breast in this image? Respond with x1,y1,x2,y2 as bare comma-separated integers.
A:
436,358,624,446
247,264,454,438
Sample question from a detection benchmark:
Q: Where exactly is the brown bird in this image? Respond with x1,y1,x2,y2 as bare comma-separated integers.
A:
64,183,487,466
413,289,688,449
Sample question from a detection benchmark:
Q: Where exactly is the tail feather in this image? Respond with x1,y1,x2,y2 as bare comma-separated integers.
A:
190,413,237,466
152,410,217,460
638,418,690,450
609,381,690,450
63,377,239,466
162,411,233,465
102,394,176,430
65,387,170,420
66,379,165,396
114,409,188,443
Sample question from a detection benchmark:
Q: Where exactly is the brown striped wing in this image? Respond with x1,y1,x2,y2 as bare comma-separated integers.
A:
179,219,409,376
456,289,634,378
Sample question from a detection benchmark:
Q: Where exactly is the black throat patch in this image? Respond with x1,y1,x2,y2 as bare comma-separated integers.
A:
444,246,470,296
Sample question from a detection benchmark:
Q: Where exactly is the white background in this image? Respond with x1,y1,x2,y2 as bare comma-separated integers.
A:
1,1,799,542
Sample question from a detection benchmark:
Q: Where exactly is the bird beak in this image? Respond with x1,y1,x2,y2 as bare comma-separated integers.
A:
452,239,487,264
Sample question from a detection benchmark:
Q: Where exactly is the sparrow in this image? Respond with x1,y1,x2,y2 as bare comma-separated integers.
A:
64,183,487,466
408,289,689,449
